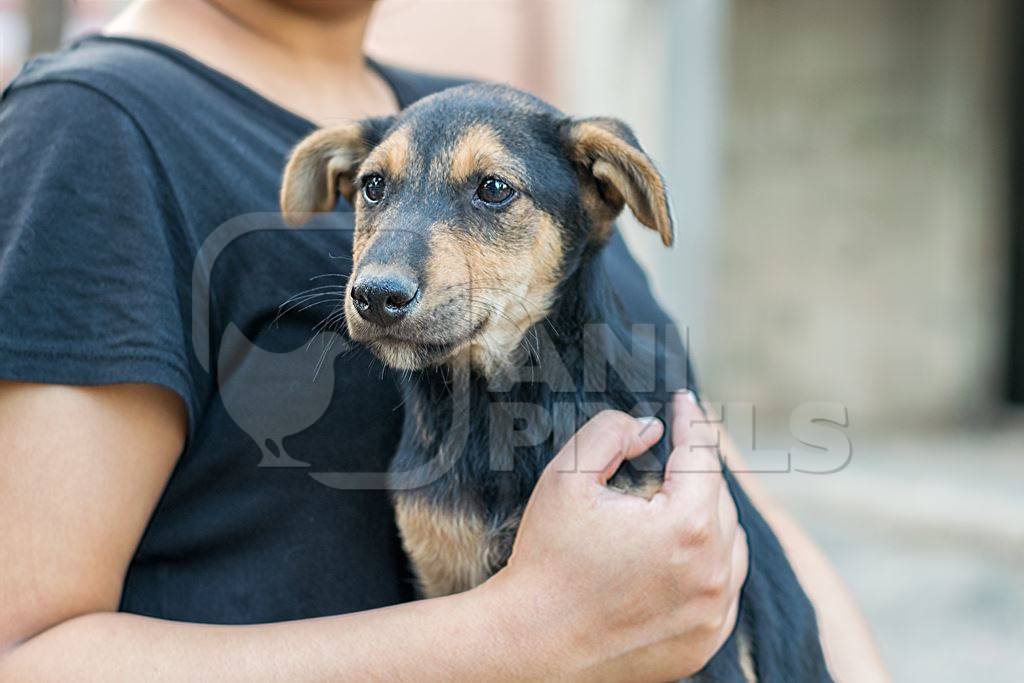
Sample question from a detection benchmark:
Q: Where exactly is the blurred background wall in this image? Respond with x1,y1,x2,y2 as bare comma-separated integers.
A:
2,1,1022,681
719,0,1011,431
370,0,1022,435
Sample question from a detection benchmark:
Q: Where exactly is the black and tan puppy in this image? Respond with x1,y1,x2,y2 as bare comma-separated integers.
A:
281,84,831,682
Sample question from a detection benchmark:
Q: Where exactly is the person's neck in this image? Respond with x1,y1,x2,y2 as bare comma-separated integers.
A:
203,0,371,65
105,0,396,124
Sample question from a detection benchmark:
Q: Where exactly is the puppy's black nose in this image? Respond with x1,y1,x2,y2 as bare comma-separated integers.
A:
351,273,419,327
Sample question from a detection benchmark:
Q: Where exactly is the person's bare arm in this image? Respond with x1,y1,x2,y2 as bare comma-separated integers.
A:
717,428,889,682
0,382,744,682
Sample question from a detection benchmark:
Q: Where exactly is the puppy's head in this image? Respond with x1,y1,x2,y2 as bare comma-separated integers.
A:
281,84,672,375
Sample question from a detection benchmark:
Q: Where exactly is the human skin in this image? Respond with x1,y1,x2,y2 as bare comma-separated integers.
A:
0,383,745,681
0,0,887,680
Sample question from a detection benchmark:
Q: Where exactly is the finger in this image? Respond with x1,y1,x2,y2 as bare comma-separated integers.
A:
660,456,723,523
549,410,664,489
665,392,719,466
730,524,749,592
715,582,742,651
670,391,720,460
671,390,715,447
717,478,739,540
715,525,749,649
661,395,721,506
671,390,702,450
727,526,749,624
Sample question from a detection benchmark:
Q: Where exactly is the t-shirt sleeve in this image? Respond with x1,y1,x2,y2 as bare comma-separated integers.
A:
0,81,195,421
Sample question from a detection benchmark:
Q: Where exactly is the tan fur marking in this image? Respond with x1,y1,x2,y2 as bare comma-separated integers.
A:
394,496,514,597
280,122,367,225
361,125,414,182
445,123,526,185
577,173,618,245
465,210,563,374
606,471,663,500
458,210,564,377
566,120,674,246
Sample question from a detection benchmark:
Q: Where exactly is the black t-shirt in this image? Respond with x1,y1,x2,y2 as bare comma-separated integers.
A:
0,35,682,623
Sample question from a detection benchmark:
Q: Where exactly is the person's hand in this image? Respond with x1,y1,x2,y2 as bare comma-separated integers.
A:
481,393,748,682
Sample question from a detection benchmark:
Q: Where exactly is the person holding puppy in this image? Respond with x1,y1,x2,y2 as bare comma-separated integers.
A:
0,1,884,680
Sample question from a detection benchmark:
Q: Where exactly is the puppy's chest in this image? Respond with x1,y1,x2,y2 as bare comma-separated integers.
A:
389,397,667,599
392,486,522,598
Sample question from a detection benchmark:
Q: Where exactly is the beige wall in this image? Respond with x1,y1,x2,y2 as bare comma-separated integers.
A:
708,0,1010,430
366,0,566,105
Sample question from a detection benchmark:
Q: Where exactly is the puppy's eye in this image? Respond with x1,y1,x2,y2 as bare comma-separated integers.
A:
475,177,515,206
362,174,386,204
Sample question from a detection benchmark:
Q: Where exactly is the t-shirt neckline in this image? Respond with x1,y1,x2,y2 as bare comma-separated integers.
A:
77,33,409,133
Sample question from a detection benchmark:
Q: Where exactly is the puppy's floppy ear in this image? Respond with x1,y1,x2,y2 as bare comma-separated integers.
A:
280,116,395,226
562,117,674,247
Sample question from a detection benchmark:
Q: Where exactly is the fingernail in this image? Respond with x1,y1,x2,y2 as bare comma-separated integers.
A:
681,389,699,405
636,416,663,435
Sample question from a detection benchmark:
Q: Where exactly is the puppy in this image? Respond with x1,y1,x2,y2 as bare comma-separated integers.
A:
281,83,832,682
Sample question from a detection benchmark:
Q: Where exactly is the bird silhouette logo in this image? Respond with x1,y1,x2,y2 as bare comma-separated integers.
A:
216,322,351,468
191,213,363,471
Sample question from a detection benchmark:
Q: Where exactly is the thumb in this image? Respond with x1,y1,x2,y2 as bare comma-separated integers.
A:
548,410,664,491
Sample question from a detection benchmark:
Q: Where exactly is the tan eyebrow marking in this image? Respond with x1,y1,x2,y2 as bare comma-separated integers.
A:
362,124,415,180
443,123,526,186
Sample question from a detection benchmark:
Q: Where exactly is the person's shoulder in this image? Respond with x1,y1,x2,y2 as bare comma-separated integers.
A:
369,60,478,106
2,58,141,148
5,35,183,100
1,35,208,151
0,39,172,186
